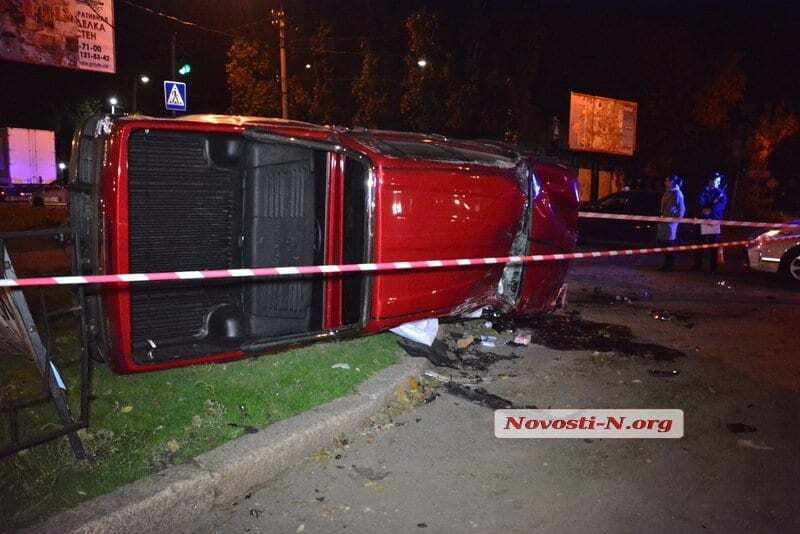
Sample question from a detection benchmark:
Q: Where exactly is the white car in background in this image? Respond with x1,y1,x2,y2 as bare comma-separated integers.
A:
747,220,800,285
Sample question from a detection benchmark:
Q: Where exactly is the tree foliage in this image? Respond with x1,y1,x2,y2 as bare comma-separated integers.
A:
304,23,338,125
226,38,280,117
400,9,452,133
351,43,392,128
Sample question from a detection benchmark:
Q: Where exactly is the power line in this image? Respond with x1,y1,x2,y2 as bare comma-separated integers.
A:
84,1,114,28
122,0,237,38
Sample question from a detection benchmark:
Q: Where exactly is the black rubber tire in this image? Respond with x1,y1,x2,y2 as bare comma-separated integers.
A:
778,245,800,286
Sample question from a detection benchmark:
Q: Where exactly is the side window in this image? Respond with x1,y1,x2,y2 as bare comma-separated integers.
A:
598,193,630,212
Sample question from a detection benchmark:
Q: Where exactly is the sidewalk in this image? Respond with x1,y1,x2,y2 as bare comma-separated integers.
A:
26,357,428,534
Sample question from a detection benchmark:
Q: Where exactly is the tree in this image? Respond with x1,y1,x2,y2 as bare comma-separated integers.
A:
737,101,800,217
769,133,800,214
304,23,337,125
400,9,451,133
226,38,280,116
747,101,799,170
351,42,392,128
692,54,746,133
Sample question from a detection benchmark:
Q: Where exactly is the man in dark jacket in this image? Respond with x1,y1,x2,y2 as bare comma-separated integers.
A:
692,172,728,272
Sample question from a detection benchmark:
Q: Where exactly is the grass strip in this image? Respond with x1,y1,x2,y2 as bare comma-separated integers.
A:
0,330,400,530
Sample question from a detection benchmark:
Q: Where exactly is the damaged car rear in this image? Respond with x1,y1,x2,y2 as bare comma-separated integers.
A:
69,114,579,373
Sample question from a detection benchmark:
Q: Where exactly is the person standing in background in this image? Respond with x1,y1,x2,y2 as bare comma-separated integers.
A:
692,172,728,272
658,175,686,272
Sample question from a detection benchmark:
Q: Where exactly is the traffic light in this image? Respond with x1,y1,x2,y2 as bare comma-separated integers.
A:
178,63,191,76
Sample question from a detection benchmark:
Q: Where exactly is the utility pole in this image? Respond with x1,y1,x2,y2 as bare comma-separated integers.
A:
276,7,289,119
170,33,177,117
132,75,138,114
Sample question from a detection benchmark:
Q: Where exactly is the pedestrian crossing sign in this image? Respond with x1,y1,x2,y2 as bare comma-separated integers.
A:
164,81,187,112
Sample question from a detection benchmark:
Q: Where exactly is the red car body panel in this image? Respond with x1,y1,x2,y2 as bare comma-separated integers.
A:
367,163,525,325
70,114,578,373
513,163,580,315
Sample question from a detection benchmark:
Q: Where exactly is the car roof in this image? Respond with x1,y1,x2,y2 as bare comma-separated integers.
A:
136,114,521,168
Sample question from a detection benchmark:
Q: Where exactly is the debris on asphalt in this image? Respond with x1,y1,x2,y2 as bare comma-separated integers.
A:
460,349,519,371
390,318,439,346
310,449,332,463
456,335,475,349
461,307,485,318
508,334,531,347
736,439,773,450
331,362,351,370
479,335,497,347
726,423,757,433
443,382,513,409
397,338,460,368
649,369,680,378
249,508,263,518
517,314,686,361
398,336,518,371
423,370,482,385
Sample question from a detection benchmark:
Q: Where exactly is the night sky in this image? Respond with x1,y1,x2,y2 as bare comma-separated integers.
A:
1,0,798,166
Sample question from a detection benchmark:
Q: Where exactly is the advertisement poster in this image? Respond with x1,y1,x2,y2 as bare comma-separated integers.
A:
569,92,637,156
0,0,115,73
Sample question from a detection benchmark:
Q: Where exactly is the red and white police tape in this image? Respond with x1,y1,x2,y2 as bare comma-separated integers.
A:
578,211,800,229
0,239,769,289
0,214,796,289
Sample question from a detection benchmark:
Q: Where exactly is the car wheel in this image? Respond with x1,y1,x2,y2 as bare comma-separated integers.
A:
779,246,800,285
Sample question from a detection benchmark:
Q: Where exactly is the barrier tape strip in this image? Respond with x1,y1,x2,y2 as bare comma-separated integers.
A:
579,211,800,229
1,238,787,289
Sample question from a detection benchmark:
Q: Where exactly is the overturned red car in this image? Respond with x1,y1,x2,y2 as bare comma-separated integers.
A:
69,114,579,373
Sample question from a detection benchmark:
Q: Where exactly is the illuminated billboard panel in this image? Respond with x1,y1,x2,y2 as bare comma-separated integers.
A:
0,0,115,74
569,92,637,156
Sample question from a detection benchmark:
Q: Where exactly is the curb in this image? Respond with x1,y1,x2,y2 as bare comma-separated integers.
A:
27,356,429,534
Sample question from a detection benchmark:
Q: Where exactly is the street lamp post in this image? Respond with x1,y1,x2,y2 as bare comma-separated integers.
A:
131,74,150,114
109,96,119,115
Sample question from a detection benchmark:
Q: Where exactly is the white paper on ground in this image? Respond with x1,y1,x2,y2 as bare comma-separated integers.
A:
461,307,485,319
390,318,439,347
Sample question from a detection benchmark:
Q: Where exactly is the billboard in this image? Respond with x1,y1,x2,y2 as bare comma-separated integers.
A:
568,92,637,156
0,0,115,73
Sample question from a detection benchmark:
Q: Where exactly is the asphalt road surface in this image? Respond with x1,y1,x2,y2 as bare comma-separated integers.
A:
196,252,799,534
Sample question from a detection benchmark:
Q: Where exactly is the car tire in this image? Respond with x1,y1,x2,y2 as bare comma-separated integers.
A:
779,245,800,286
